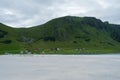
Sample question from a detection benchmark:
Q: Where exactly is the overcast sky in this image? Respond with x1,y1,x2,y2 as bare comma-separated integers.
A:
0,0,120,28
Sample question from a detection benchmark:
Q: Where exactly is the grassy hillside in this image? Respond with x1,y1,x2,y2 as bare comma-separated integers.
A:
0,16,120,54
0,23,22,54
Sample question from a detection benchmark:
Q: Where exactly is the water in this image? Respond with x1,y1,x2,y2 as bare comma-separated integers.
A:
0,54,120,80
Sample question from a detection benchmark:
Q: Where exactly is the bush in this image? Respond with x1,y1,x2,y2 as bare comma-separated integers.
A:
0,40,12,44
43,37,56,41
0,30,8,38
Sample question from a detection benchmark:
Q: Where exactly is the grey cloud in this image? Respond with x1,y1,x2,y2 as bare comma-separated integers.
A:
0,0,120,27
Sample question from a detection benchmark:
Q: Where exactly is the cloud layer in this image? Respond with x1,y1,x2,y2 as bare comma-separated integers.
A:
0,0,120,27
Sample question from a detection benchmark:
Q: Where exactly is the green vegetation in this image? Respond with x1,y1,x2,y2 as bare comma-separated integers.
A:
0,16,120,54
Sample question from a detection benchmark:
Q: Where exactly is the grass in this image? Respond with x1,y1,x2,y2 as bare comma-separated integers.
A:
0,38,120,55
1,37,120,55
1,46,120,55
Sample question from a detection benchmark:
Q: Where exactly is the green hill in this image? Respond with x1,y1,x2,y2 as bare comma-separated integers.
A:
0,16,120,54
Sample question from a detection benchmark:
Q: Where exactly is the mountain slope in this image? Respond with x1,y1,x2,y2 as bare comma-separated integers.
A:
25,16,120,45
0,16,120,54
0,23,22,53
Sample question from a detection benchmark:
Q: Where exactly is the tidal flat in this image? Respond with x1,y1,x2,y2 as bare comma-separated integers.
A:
0,54,120,80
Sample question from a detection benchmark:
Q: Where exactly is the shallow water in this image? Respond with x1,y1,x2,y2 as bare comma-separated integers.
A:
0,54,120,80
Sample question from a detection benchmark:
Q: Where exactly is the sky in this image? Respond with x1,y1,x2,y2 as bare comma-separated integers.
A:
0,0,120,28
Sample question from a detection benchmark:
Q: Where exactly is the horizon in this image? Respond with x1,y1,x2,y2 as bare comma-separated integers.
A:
1,15,120,28
0,0,120,28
